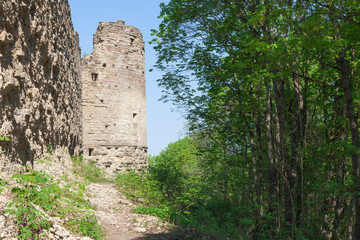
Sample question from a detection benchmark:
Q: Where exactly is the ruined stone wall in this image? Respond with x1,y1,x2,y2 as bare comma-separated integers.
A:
0,0,82,168
82,21,147,173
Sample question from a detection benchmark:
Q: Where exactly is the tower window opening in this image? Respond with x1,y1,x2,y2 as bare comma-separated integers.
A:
91,73,98,81
133,113,137,118
89,148,94,156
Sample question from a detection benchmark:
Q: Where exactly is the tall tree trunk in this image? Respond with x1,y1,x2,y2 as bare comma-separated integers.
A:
273,78,295,236
338,52,360,239
329,71,347,240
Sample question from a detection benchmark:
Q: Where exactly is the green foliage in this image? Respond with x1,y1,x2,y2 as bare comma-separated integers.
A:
149,137,201,198
45,145,54,154
0,178,8,194
117,137,251,239
116,170,165,207
67,214,103,238
6,169,104,239
72,156,108,183
6,171,59,239
134,206,170,220
0,135,11,142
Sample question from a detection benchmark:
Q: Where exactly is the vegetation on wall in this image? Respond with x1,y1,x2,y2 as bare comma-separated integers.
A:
0,135,11,142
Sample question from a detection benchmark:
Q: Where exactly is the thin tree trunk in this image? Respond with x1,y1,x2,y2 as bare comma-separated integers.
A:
266,81,279,233
255,112,264,214
291,69,307,229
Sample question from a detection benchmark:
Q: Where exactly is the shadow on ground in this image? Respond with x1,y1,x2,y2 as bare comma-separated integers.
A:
134,228,213,240
135,234,205,240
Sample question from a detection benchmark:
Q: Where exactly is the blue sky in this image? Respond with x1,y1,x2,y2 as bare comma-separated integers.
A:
68,0,185,155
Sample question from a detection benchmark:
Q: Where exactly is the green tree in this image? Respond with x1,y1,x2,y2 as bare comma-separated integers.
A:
152,0,360,239
149,137,201,198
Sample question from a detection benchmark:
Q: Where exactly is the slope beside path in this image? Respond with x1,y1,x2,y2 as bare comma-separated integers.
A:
87,182,170,240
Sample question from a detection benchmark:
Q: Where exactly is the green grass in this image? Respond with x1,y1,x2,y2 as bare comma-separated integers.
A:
72,156,109,183
115,171,249,240
5,157,106,240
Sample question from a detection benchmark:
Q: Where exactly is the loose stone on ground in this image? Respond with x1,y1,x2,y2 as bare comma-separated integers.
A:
87,182,169,240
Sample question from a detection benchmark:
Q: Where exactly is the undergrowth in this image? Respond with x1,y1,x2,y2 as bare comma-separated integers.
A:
5,156,106,240
72,156,109,183
116,171,221,239
0,178,8,194
115,137,249,239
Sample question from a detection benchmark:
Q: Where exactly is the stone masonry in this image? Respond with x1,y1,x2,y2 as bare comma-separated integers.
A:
82,21,147,173
0,0,82,169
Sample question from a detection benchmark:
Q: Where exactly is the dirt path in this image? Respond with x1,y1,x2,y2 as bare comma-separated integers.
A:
87,182,168,240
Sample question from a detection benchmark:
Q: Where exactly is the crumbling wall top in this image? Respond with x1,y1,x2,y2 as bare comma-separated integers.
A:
93,20,144,50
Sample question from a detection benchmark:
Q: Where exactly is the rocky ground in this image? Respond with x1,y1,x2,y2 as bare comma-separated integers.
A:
87,182,172,240
0,155,176,240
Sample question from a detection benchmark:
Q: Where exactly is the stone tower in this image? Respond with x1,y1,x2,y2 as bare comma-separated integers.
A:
82,21,147,173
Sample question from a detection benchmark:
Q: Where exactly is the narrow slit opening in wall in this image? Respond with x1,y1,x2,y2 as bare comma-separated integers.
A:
89,148,94,156
30,4,36,20
130,38,134,45
91,73,98,81
133,113,137,118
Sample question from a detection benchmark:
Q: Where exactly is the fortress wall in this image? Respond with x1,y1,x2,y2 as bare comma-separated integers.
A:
0,0,82,168
82,21,147,173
